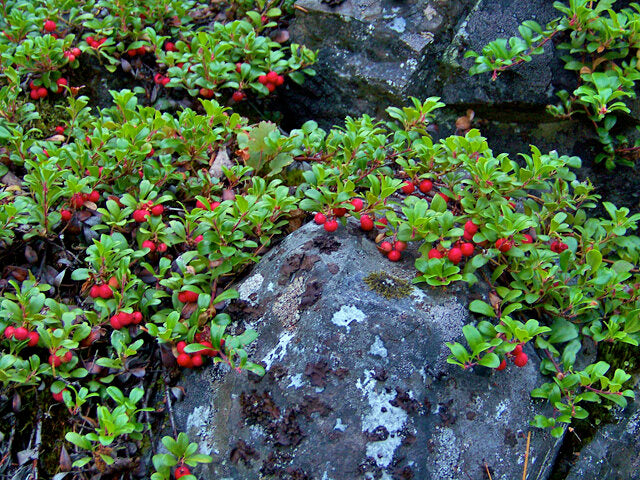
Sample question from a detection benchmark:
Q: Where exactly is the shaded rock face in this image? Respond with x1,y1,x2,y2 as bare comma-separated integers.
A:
565,397,640,480
171,221,562,479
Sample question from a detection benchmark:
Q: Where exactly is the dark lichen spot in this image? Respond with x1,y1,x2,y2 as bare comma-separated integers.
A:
366,425,390,441
372,367,388,382
364,271,413,299
230,440,258,465
311,235,341,253
274,411,304,447
279,253,320,284
240,391,281,426
390,389,422,414
297,395,331,419
300,279,323,307
327,262,340,274
304,360,331,387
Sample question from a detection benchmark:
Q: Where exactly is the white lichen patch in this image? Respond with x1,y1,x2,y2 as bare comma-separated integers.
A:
262,331,294,370
494,399,509,423
237,273,264,305
369,336,388,358
389,17,406,33
331,305,366,333
334,418,348,432
287,373,304,389
356,370,408,468
186,405,214,455
432,426,462,480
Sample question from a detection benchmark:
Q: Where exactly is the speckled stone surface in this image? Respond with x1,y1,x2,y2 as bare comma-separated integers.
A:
169,220,563,479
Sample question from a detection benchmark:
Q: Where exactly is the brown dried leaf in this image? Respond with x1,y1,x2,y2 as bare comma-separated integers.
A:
271,29,290,43
45,134,66,142
59,445,72,472
24,245,38,264
209,149,233,178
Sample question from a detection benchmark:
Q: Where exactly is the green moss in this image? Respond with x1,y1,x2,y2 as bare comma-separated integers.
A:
364,271,413,299
599,341,639,374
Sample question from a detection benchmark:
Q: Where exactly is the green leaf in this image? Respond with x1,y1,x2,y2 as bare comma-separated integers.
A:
469,300,496,318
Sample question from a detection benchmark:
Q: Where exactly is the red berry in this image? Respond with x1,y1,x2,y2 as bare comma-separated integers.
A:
89,285,101,298
55,125,65,135
418,179,433,193
72,47,81,57
62,351,73,363
37,87,48,98
438,192,450,202
61,209,72,221
194,234,204,243
496,359,507,371
266,71,279,83
258,75,268,85
49,354,62,367
127,49,137,57
199,87,214,98
232,90,246,102
52,389,65,402
323,219,338,232
66,53,76,63
401,182,415,195
133,209,150,223
110,315,122,330
266,83,276,93
196,199,207,209
448,247,463,264
376,217,388,229
13,327,28,341
184,290,199,303
121,312,134,327
151,204,164,216
142,240,156,252
29,89,39,100
314,212,326,225
44,20,57,32
394,241,407,252
4,326,15,339
157,242,168,253
513,352,528,367
522,234,533,244
70,194,84,209
161,76,170,86
235,62,243,73
177,353,193,368
177,341,187,354
175,465,191,478
387,250,401,262
360,215,374,231
191,354,204,367
428,248,442,259
88,190,100,203
99,284,113,299
462,230,475,242
137,46,146,56
165,41,177,52
464,220,479,234
379,241,393,253
56,77,67,93
496,238,512,253
154,73,164,84
332,207,347,217
460,242,474,257
350,198,364,212
275,75,285,86
512,344,523,356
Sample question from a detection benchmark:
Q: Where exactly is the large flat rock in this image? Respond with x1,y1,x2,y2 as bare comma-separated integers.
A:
170,221,563,479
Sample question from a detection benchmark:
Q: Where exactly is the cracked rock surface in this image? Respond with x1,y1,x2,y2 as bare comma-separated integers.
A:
170,221,562,479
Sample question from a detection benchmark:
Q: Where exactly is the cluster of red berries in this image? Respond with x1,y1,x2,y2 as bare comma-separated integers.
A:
63,47,81,63
3,326,39,346
153,73,171,86
127,45,147,57
89,283,114,299
86,36,107,48
174,466,191,479
175,338,222,368
497,343,529,370
49,349,74,367
110,311,143,330
177,290,199,303
550,240,568,253
426,220,479,264
133,201,164,222
314,198,366,233
379,240,407,262
61,190,100,221
400,178,434,195
142,239,168,253
258,70,285,93
195,199,221,210
199,87,215,98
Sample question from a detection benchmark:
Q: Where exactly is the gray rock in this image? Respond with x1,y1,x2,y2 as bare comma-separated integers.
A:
565,397,640,480
170,220,563,479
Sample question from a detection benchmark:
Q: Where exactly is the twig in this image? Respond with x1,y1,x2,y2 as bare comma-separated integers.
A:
31,412,42,480
484,461,493,480
164,377,178,439
522,431,531,480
